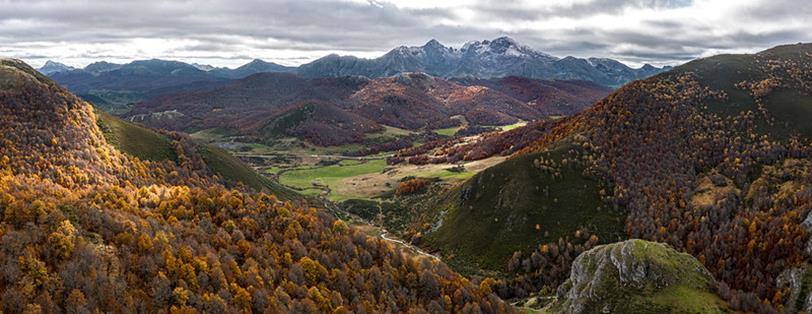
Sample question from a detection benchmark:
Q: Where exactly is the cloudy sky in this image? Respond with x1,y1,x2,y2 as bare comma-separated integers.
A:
1,0,809,69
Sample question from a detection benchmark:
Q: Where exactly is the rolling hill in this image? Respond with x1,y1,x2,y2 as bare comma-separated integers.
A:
127,71,611,146
1,58,513,312
407,43,812,311
424,139,626,272
453,76,613,116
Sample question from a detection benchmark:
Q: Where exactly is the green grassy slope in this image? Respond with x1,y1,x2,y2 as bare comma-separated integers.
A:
95,108,299,200
425,140,626,272
95,108,178,162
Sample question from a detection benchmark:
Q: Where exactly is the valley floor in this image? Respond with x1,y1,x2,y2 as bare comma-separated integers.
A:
191,125,511,201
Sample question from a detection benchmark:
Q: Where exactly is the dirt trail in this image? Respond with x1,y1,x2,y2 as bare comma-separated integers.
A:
379,230,440,261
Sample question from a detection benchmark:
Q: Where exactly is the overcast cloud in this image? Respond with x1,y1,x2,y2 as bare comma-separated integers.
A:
1,0,809,68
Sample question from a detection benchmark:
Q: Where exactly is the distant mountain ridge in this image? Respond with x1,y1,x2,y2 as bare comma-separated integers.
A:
35,37,666,117
37,60,76,75
42,58,293,79
38,36,668,88
298,36,669,87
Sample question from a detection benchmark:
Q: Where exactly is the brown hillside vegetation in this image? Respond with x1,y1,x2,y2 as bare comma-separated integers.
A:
0,58,511,312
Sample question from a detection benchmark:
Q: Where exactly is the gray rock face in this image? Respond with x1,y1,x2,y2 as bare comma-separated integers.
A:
802,211,812,256
776,265,812,313
552,239,719,314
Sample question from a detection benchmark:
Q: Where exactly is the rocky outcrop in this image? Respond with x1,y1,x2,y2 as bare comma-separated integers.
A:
776,265,812,313
550,239,726,313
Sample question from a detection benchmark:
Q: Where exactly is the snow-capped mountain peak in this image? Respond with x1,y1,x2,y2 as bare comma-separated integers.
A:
297,36,667,86
191,63,215,71
457,36,556,61
423,39,444,49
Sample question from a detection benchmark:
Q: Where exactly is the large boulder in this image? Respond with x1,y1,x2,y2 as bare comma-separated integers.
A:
550,239,727,313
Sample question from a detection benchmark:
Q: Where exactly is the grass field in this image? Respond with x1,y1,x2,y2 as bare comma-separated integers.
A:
365,125,414,139
190,128,234,142
433,126,463,136
433,121,527,137
279,159,389,200
495,121,527,131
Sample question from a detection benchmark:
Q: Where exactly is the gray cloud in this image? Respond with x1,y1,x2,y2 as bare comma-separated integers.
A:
0,0,808,68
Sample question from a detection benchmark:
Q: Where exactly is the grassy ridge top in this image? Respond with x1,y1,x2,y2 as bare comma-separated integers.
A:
95,108,178,162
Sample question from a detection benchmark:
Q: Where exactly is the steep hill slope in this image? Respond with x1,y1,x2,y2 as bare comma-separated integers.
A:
1,58,511,312
94,108,179,163
127,73,377,145
424,139,626,272
348,72,544,129
411,43,812,311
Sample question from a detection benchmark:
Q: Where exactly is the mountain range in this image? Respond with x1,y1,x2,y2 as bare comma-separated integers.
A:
0,54,726,314
39,37,667,102
39,37,666,86
299,37,668,86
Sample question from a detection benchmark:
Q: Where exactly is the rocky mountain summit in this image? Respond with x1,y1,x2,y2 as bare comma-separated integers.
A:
299,36,667,86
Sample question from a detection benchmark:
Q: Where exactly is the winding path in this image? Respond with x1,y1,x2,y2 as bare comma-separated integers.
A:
379,230,440,261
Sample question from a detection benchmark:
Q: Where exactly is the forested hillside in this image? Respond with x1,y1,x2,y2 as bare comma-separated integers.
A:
0,58,512,312
406,43,812,312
